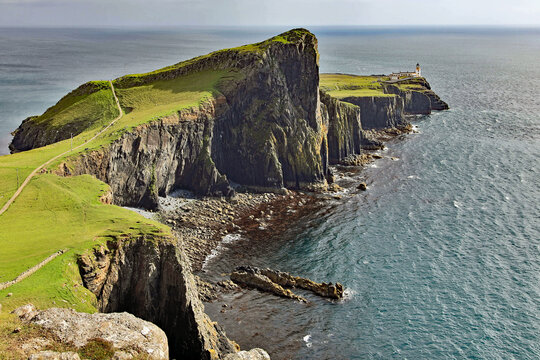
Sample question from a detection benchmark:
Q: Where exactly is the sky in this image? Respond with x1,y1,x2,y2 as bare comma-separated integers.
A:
0,0,539,28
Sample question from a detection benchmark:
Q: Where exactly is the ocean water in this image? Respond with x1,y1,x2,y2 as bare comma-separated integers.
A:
1,27,539,359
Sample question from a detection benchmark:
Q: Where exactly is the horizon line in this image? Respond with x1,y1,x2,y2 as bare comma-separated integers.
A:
1,24,539,30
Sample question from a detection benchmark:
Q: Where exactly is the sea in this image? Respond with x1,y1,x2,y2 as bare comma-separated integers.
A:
1,26,539,359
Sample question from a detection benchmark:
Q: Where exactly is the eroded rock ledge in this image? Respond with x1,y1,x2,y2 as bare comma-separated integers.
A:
230,266,344,302
12,303,169,359
77,236,237,359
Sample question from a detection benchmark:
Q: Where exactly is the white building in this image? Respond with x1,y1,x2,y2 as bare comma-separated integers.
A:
389,63,421,80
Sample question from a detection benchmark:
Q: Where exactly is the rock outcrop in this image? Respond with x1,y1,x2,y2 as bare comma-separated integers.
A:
77,236,237,359
231,266,344,301
320,91,384,163
382,78,449,115
53,29,329,209
225,349,271,360
13,304,168,359
339,95,407,130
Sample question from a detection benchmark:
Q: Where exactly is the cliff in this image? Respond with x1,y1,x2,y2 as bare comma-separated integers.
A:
320,73,448,131
10,31,449,209
44,28,330,209
382,77,449,115
319,91,382,163
77,235,237,359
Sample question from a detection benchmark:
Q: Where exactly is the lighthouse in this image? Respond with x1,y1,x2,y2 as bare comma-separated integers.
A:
415,63,421,77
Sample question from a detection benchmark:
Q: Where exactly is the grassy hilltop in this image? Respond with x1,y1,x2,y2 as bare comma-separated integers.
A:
320,73,428,99
0,29,318,325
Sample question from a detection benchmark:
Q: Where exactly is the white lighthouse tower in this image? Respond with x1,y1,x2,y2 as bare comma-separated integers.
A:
415,63,421,77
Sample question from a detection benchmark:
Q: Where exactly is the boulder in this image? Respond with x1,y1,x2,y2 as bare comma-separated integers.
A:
14,305,168,360
11,303,39,321
357,182,367,191
225,348,271,360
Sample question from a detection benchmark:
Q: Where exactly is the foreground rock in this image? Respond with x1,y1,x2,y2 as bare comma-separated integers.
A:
77,236,237,359
231,266,344,301
13,304,168,359
225,348,271,360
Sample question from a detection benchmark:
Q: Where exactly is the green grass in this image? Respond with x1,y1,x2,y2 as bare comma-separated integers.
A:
114,70,235,133
0,69,239,208
114,28,311,88
395,83,426,92
320,73,395,98
33,86,117,131
0,29,312,319
0,174,171,313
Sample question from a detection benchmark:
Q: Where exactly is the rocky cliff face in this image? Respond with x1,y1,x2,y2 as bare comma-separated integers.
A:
383,78,449,115
211,32,327,192
77,236,237,360
55,29,328,209
59,102,232,209
319,91,382,163
338,95,407,130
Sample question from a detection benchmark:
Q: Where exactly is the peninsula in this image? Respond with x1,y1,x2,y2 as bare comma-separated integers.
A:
0,28,447,359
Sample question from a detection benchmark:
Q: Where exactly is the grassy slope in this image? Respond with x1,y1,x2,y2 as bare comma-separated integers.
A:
0,174,171,312
0,29,307,318
0,52,231,314
0,70,236,209
320,73,395,98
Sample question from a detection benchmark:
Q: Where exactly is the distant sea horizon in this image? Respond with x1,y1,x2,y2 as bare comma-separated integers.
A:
1,26,539,360
1,25,540,155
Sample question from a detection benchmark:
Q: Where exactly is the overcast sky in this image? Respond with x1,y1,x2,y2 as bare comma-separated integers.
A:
1,0,539,27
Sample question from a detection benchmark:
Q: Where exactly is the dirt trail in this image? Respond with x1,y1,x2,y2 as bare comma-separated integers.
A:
0,80,123,216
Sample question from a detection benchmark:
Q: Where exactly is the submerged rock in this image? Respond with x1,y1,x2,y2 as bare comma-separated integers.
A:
231,266,344,300
231,267,307,302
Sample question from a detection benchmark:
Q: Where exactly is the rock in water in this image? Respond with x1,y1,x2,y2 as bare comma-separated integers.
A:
231,266,344,300
357,182,367,191
13,304,168,360
231,267,307,302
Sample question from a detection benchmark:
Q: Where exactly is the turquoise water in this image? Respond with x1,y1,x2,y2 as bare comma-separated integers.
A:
1,27,539,359
205,28,540,359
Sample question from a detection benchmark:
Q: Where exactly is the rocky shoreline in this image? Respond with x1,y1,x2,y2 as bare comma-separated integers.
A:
154,131,406,302
1,28,450,360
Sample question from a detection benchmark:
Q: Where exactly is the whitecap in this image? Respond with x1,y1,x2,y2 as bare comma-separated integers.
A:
342,288,356,301
202,246,223,269
202,233,243,269
303,334,312,348
453,200,463,209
